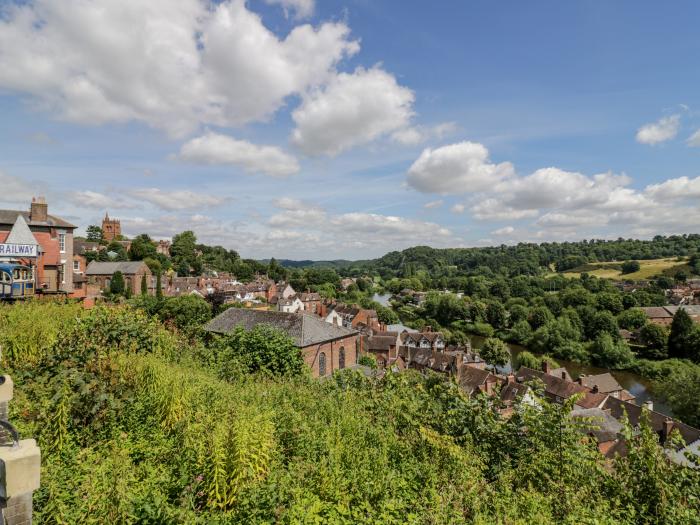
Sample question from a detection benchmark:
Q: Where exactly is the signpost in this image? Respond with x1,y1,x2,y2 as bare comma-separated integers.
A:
0,244,38,258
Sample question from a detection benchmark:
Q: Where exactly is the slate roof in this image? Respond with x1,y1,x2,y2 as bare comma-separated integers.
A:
516,367,605,408
578,373,623,394
205,308,357,348
364,333,398,352
639,306,673,319
86,261,148,275
500,382,530,404
571,407,624,443
386,323,418,333
0,209,76,229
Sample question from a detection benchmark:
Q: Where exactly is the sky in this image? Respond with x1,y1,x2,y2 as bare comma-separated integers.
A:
1,0,699,260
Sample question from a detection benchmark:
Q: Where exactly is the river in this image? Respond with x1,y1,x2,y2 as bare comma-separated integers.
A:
468,335,674,417
372,293,392,307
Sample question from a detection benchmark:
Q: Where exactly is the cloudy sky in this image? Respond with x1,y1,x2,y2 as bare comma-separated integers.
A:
1,0,699,259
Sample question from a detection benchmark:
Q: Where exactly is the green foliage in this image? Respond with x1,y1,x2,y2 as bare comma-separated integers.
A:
86,224,103,242
129,233,157,261
140,274,148,295
617,308,648,330
668,309,696,360
621,260,641,274
358,354,377,369
157,295,212,336
480,337,510,370
589,333,635,369
639,324,669,360
211,325,304,378
657,364,700,428
110,270,126,295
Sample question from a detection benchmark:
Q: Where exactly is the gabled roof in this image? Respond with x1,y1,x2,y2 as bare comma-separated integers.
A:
0,209,76,229
4,215,38,245
578,373,623,394
205,308,356,348
500,382,530,403
85,261,149,275
459,367,498,395
516,367,605,408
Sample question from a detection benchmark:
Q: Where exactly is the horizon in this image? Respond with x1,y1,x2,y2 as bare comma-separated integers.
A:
1,0,700,260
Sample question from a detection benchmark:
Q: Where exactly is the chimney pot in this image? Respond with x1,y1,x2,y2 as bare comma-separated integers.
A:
29,197,48,223
542,360,552,374
643,400,654,412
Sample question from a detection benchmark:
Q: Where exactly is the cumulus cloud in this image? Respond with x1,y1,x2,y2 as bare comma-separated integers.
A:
70,191,137,210
686,130,700,147
178,132,299,176
264,0,314,18
0,171,42,206
129,188,229,211
635,114,680,145
407,141,514,194
0,0,358,137
644,176,700,201
291,66,415,156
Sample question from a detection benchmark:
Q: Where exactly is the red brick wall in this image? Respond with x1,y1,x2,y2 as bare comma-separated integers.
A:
302,334,358,377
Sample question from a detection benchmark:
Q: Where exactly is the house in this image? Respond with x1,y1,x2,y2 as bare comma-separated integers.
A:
85,261,152,296
299,292,322,314
325,307,343,327
278,295,304,313
205,308,359,378
515,365,609,409
0,197,76,294
639,305,700,326
577,373,635,402
400,327,445,352
459,367,500,396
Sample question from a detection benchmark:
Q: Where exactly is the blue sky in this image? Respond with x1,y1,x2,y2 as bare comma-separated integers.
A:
1,0,699,259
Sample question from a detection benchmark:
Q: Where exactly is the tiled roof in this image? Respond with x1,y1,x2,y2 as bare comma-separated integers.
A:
205,308,356,348
639,306,673,319
516,367,604,408
364,334,398,352
500,382,529,403
571,407,624,443
0,209,76,229
459,367,497,394
86,261,148,275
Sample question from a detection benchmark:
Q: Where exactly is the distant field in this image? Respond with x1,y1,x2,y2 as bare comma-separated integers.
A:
558,258,688,280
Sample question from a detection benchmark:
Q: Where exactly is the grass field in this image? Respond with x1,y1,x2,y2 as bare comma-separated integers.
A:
556,257,689,280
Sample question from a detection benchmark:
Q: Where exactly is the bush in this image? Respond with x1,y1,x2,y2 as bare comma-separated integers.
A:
621,260,641,274
589,333,635,369
157,295,212,336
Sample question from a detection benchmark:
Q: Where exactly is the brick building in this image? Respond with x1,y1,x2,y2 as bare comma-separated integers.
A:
0,197,75,294
85,261,152,296
205,308,359,377
101,212,121,242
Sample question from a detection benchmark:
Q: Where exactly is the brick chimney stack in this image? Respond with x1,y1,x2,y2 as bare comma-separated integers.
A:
663,419,674,441
541,360,552,374
29,197,48,223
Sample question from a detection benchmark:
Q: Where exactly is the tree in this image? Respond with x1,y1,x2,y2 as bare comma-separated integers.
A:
479,337,510,372
667,309,694,359
486,301,507,330
513,350,540,370
86,225,103,242
528,306,553,330
617,308,647,330
158,295,212,335
638,323,668,360
129,234,157,261
659,365,700,427
620,260,640,274
156,271,163,301
106,241,128,261
140,274,148,295
110,271,125,296
587,310,619,340
589,333,634,369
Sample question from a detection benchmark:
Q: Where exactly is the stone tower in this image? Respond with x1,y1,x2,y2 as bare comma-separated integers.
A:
101,212,121,242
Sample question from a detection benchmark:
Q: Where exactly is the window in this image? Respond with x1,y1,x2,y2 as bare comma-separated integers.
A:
319,352,327,376
61,264,66,284
73,260,80,272
339,347,345,369
58,233,66,253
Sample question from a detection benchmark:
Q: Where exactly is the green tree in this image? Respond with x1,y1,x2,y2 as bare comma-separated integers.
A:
486,301,507,330
528,306,553,330
140,274,148,295
658,364,700,427
109,271,125,296
617,308,647,330
156,271,163,300
129,234,157,261
668,308,695,359
479,337,510,372
589,333,634,369
86,225,103,242
638,323,668,360
587,310,619,340
158,295,212,335
620,260,640,274
513,350,540,370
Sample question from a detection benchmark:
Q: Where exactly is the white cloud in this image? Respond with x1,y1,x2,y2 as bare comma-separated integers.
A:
0,0,358,137
391,121,457,145
179,132,299,176
686,130,700,147
644,176,700,201
129,188,228,211
423,200,443,209
70,190,137,210
291,66,415,156
0,171,41,206
492,226,514,236
406,141,514,194
470,199,539,221
635,114,680,145
450,203,465,214
264,0,314,19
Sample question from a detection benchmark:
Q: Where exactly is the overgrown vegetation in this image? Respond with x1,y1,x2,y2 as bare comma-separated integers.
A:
2,300,699,523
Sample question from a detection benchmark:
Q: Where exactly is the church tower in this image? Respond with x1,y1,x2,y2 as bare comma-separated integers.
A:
101,212,121,242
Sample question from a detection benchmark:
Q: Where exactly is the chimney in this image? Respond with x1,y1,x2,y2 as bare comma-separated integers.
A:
541,360,552,374
561,371,567,380
424,325,432,332
643,400,653,412
663,419,674,441
507,373,516,384
30,196,48,223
